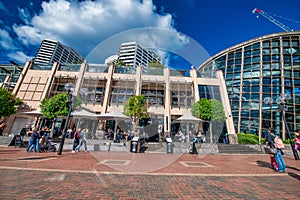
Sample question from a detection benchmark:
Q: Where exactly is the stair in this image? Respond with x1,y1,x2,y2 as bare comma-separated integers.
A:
217,144,263,154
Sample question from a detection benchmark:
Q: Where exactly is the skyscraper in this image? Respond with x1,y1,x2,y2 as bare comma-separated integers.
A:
34,39,84,64
118,42,161,69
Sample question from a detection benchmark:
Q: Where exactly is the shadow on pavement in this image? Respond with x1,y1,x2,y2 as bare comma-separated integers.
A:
287,172,300,181
287,165,300,172
256,160,271,169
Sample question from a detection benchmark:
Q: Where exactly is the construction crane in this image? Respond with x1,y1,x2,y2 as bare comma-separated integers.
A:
252,8,293,32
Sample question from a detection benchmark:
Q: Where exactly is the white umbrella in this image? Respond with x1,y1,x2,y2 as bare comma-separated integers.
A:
174,113,206,123
21,108,43,117
98,110,131,141
173,113,206,142
72,108,101,135
72,108,101,119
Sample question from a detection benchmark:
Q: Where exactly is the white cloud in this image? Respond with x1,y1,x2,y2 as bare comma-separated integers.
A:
0,28,17,50
17,7,32,24
13,0,183,59
7,51,33,63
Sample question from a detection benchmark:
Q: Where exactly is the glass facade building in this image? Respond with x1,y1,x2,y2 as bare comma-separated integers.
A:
198,31,300,140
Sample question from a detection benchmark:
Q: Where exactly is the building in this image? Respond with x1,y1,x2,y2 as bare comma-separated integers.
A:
118,42,162,70
34,39,84,64
0,63,23,92
4,61,234,143
198,31,300,141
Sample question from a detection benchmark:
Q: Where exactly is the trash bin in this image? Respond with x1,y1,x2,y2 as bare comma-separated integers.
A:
130,137,139,153
166,138,173,153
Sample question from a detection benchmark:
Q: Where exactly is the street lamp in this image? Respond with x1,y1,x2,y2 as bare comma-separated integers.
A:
264,93,299,160
57,83,74,155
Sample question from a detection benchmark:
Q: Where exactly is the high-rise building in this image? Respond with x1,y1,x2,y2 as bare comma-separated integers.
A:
118,42,162,69
198,31,300,140
34,39,84,64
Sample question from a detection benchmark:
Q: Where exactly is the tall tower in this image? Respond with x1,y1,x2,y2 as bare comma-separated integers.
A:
34,39,84,64
118,42,161,69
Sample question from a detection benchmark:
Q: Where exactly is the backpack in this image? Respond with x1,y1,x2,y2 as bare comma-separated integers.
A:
275,137,285,149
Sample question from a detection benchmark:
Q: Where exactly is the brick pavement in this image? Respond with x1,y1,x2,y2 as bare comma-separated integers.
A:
0,146,299,199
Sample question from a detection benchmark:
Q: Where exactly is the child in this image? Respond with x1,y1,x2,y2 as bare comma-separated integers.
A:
270,155,278,171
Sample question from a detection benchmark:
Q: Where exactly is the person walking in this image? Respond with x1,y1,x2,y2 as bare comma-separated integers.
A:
267,127,286,173
76,129,89,152
72,128,81,153
26,128,39,152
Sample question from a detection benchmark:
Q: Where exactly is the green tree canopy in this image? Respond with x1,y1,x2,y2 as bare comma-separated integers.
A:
0,88,23,118
191,98,211,120
191,98,226,122
148,61,164,68
40,92,81,119
124,95,149,125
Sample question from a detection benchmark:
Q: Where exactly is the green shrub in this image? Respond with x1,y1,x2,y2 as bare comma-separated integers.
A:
237,133,266,144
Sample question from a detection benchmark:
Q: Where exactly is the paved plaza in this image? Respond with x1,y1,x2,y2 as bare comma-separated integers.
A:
0,146,299,200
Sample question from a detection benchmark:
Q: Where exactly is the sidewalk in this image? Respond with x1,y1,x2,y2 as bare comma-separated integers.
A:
0,146,299,199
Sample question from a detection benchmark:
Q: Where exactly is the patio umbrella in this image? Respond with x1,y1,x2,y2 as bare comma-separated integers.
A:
21,108,43,117
98,110,131,141
72,108,101,135
173,113,206,142
72,108,101,119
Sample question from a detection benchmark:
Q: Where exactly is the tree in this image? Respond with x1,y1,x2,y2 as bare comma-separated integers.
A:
191,98,226,122
191,98,211,120
40,92,81,137
124,95,149,130
210,99,226,121
0,88,23,119
148,61,164,68
191,98,226,143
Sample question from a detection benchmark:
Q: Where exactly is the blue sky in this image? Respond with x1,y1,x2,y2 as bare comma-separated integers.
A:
0,0,299,69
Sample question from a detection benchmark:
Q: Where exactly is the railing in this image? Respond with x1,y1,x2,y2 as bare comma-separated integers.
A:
30,63,53,70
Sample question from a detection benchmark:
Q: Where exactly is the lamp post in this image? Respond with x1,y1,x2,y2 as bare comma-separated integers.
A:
264,93,299,160
57,83,74,155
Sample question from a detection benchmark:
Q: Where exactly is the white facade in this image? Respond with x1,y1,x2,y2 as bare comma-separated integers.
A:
118,42,162,69
34,39,84,64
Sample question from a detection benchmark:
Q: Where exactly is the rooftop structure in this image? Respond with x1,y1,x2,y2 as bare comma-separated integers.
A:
34,39,84,64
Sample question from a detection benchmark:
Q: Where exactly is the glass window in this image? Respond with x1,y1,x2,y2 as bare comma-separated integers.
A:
292,40,299,47
252,86,260,92
252,49,260,56
263,41,270,47
235,53,242,58
244,51,251,57
251,78,260,85
244,57,251,64
262,78,271,85
252,56,260,63
228,53,234,60
283,41,290,47
251,64,260,71
252,43,260,49
284,55,292,66
272,48,280,54
263,55,270,62
250,93,260,100
262,49,270,55
271,41,279,47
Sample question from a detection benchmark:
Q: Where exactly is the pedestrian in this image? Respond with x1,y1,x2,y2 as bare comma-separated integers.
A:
0,120,6,135
26,128,39,152
76,129,89,152
267,127,286,173
295,130,300,151
72,128,81,153
176,130,185,142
